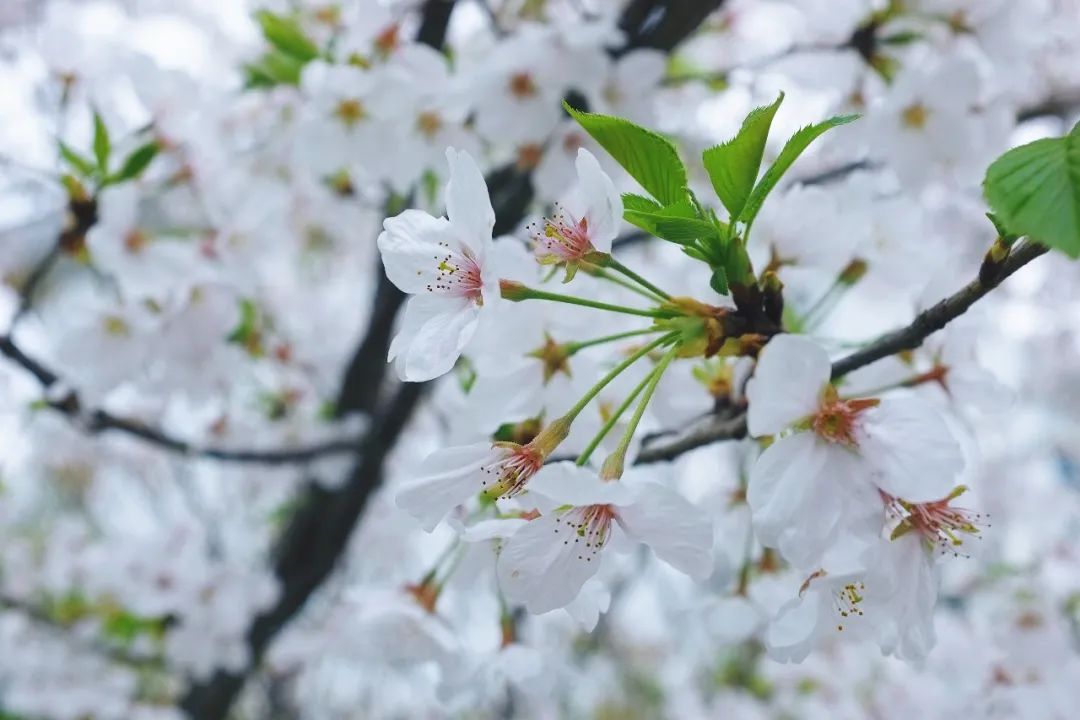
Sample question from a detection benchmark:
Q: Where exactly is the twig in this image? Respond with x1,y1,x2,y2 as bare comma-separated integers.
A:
636,241,1049,462
0,334,364,464
829,241,1048,378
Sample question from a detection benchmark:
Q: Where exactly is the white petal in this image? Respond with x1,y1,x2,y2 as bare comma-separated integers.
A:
765,590,823,663
616,482,714,580
396,443,499,531
444,147,494,260
561,579,611,632
497,512,601,614
388,294,481,381
526,462,633,507
746,334,830,436
857,397,963,502
574,148,622,252
748,433,847,570
378,210,457,294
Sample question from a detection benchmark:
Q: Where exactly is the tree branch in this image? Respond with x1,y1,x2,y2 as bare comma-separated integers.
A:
829,241,1048,378
0,334,364,465
636,241,1050,462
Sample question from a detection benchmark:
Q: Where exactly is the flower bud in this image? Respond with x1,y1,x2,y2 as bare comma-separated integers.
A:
499,279,530,301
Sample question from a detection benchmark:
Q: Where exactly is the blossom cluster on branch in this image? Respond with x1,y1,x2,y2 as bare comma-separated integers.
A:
0,1,1079,719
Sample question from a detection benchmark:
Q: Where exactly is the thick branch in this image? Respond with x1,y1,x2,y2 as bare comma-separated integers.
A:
617,0,725,55
637,242,1049,462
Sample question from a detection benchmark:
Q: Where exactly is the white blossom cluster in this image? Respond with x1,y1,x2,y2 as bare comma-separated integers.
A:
0,0,1079,718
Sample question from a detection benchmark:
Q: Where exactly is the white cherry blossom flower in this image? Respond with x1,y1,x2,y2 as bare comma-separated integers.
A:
765,541,873,663
378,147,499,381
746,334,963,568
497,463,713,614
396,419,570,531
528,148,622,274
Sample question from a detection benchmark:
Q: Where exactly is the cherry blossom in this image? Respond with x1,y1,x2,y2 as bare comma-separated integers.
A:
497,463,713,614
378,147,499,381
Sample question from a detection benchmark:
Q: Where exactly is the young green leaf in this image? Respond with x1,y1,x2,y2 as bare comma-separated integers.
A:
244,50,306,87
256,10,320,62
623,199,703,242
701,93,784,220
565,103,688,205
709,266,729,295
59,141,97,178
739,114,859,233
983,122,1080,258
92,111,110,172
622,193,663,215
109,141,160,184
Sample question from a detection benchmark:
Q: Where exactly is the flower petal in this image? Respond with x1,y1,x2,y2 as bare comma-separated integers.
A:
378,210,458,294
497,512,601,614
574,148,622,252
765,590,823,664
388,294,482,381
526,462,633,507
444,147,494,260
748,432,847,570
396,443,500,531
746,334,831,436
616,481,714,580
857,397,962,503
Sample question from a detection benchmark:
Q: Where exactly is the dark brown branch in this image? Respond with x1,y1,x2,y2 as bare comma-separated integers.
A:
829,241,1048,378
637,242,1050,462
0,334,364,464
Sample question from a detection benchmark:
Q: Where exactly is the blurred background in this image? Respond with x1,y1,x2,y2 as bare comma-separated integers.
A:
1,1,1080,718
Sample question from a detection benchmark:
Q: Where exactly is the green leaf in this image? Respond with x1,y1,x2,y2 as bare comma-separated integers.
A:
702,93,784,220
256,10,320,62
622,193,663,215
92,111,110,171
108,141,160,184
709,267,729,295
653,216,721,243
565,103,688,205
244,50,306,87
59,141,96,177
983,123,1080,258
740,114,859,232
226,298,264,355
624,199,715,244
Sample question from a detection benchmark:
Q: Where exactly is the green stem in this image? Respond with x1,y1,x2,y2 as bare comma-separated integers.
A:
576,363,658,466
566,327,663,355
560,333,676,423
611,344,680,458
605,257,672,300
592,267,666,302
512,286,675,319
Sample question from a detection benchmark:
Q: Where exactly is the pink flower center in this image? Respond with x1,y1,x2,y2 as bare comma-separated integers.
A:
887,488,985,556
554,504,617,563
529,203,594,262
480,445,543,498
811,397,878,446
427,246,484,303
